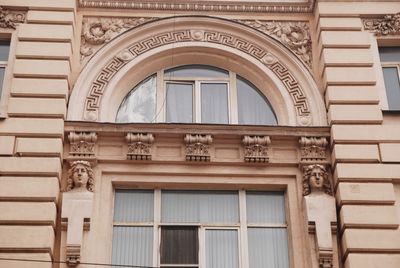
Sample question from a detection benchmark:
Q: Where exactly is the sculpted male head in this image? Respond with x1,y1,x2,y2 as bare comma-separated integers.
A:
302,164,331,196
67,161,94,192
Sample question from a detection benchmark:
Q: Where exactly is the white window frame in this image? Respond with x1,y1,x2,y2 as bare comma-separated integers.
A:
0,35,13,118
111,189,289,268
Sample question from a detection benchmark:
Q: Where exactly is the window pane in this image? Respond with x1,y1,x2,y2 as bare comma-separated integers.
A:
161,191,239,224
206,230,239,268
379,47,400,62
113,190,154,222
112,227,153,267
0,67,5,97
201,83,229,124
382,67,400,110
246,192,286,224
237,76,277,125
166,83,193,123
165,65,228,78
0,41,10,61
248,228,289,268
161,226,198,264
116,75,156,123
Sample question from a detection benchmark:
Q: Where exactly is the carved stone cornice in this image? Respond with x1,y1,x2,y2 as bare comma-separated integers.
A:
68,132,98,158
238,20,311,68
242,135,271,163
0,7,25,29
126,133,154,160
299,137,328,163
66,245,81,267
184,134,213,161
78,0,316,13
80,17,156,62
364,13,400,36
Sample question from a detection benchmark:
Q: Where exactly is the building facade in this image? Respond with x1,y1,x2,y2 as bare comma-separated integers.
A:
0,0,399,267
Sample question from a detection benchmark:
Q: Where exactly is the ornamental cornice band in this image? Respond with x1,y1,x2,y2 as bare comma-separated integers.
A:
126,133,154,160
84,29,311,124
78,0,316,13
242,135,271,163
68,132,98,158
364,13,400,36
184,134,213,161
0,7,25,29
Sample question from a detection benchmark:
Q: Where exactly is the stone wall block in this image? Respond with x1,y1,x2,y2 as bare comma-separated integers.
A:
325,86,379,106
328,105,382,124
13,59,70,79
0,202,57,226
344,253,400,268
324,67,376,86
0,136,15,155
0,157,61,178
331,125,400,143
16,138,63,157
318,18,363,31
332,144,380,163
380,144,400,163
342,229,400,254
16,42,72,60
26,11,74,25
8,98,66,118
334,163,400,182
18,24,73,42
1,0,75,10
320,32,370,48
11,78,69,98
0,253,52,268
336,182,396,206
340,205,398,229
322,48,373,67
0,226,54,252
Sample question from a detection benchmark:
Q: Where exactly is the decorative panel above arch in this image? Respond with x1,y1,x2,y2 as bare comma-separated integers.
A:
69,16,326,126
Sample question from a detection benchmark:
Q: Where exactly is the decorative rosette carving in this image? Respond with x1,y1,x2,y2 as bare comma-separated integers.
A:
364,13,400,36
126,133,154,160
242,135,271,163
184,134,213,161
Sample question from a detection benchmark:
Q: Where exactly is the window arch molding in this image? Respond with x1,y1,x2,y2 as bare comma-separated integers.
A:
68,16,326,126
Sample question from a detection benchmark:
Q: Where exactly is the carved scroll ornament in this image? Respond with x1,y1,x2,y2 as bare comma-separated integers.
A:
238,20,312,68
68,132,98,158
184,134,213,161
364,13,400,36
0,7,25,29
299,137,328,162
242,135,271,163
126,133,154,160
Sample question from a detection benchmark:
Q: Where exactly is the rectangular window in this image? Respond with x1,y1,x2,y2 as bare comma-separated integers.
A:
166,82,194,123
0,40,10,99
379,47,400,110
112,190,289,268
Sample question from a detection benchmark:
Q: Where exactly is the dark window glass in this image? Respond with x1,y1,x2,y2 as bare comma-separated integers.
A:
0,41,10,61
379,47,400,62
166,83,193,123
382,67,400,110
0,68,5,97
160,226,198,265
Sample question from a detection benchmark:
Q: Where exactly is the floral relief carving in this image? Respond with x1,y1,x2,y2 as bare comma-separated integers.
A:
126,133,154,160
238,20,312,68
184,134,213,161
242,135,271,163
80,17,156,61
68,132,98,158
364,13,400,36
299,137,328,162
84,29,311,125
0,7,25,29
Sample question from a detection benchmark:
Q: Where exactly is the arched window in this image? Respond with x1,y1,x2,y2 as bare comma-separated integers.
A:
116,65,277,125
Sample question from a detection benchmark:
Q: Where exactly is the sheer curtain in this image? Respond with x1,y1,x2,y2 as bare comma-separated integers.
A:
201,83,229,124
166,83,193,123
206,230,239,268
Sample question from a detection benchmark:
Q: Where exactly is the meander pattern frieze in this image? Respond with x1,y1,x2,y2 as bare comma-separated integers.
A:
84,29,311,123
364,13,400,36
78,0,316,13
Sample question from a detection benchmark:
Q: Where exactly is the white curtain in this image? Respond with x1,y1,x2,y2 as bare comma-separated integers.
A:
161,190,239,223
382,67,400,110
112,227,153,267
166,83,193,123
206,230,239,268
201,83,228,124
113,190,154,222
246,191,286,224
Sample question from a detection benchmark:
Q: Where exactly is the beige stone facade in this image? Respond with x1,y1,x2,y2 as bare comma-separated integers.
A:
0,0,399,267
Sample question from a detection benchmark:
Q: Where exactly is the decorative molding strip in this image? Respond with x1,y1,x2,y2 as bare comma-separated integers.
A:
364,13,400,36
84,29,311,125
0,7,25,29
66,245,81,266
68,132,98,158
81,17,156,62
184,134,213,161
238,20,311,68
126,133,154,160
78,0,316,13
242,135,271,163
299,137,328,163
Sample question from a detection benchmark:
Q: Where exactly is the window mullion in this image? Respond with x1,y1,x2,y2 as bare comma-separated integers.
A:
195,80,201,123
239,190,249,268
229,72,238,124
154,189,161,267
156,70,165,123
199,226,205,268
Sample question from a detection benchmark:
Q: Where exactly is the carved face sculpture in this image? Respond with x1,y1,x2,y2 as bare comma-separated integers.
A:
72,163,89,188
309,166,325,191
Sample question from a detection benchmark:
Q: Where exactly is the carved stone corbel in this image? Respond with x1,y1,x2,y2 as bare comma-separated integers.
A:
68,132,98,158
126,133,154,160
62,161,95,266
299,137,328,163
0,7,25,29
364,13,400,36
184,134,213,161
242,135,271,163
303,164,336,268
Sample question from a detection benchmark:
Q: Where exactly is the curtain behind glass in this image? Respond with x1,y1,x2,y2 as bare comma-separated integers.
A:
246,192,286,224
237,76,277,125
248,228,289,268
161,191,239,223
382,67,400,110
201,83,228,124
0,68,4,97
206,230,239,268
116,76,156,123
112,227,153,267
113,190,154,222
166,83,193,123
